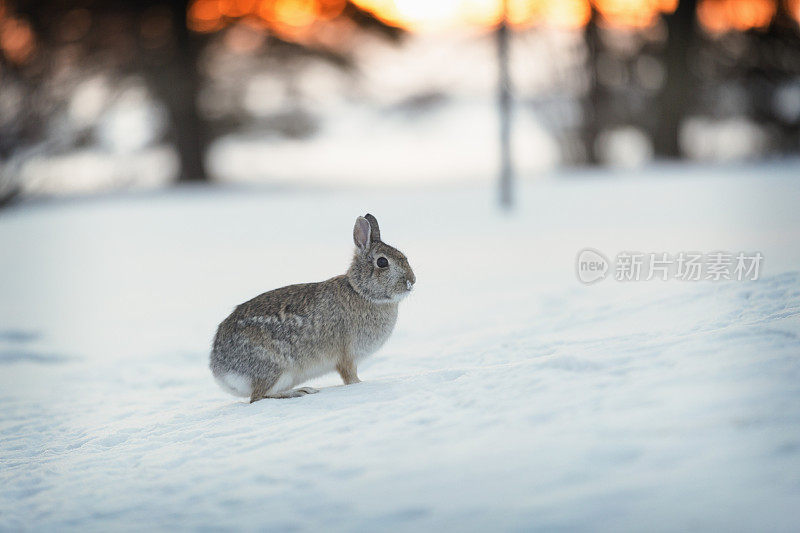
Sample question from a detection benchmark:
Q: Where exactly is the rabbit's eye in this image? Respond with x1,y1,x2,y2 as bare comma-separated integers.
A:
376,257,389,268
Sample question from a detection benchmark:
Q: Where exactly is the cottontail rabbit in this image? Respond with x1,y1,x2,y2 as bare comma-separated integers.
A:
210,214,415,403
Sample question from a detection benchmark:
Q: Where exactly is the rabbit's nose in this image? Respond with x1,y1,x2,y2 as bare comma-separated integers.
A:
406,279,414,291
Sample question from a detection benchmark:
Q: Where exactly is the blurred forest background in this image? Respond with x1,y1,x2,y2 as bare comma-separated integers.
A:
0,0,799,203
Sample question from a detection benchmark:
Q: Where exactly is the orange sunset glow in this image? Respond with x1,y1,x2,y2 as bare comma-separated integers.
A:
353,0,682,30
187,0,799,36
697,0,776,33
0,15,34,63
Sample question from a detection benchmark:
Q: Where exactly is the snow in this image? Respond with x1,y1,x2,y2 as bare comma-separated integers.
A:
2,163,800,530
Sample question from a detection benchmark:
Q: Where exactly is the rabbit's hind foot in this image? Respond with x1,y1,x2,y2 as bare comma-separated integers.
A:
250,384,319,403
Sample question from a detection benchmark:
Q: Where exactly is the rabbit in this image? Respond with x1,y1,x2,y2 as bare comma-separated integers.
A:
210,213,415,403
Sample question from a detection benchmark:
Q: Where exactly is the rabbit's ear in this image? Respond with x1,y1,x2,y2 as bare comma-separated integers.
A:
353,216,371,250
364,213,381,242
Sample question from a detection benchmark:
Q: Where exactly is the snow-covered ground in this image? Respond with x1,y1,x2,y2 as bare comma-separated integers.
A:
2,163,800,531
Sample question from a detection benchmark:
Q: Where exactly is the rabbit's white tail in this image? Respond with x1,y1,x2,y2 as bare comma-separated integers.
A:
214,372,252,397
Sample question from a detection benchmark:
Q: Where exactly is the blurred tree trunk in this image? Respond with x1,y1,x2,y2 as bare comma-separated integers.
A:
582,6,601,165
497,0,513,209
748,3,800,152
146,0,209,183
654,0,698,158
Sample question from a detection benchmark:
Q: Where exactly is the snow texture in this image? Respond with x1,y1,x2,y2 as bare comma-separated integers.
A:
1,163,800,531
